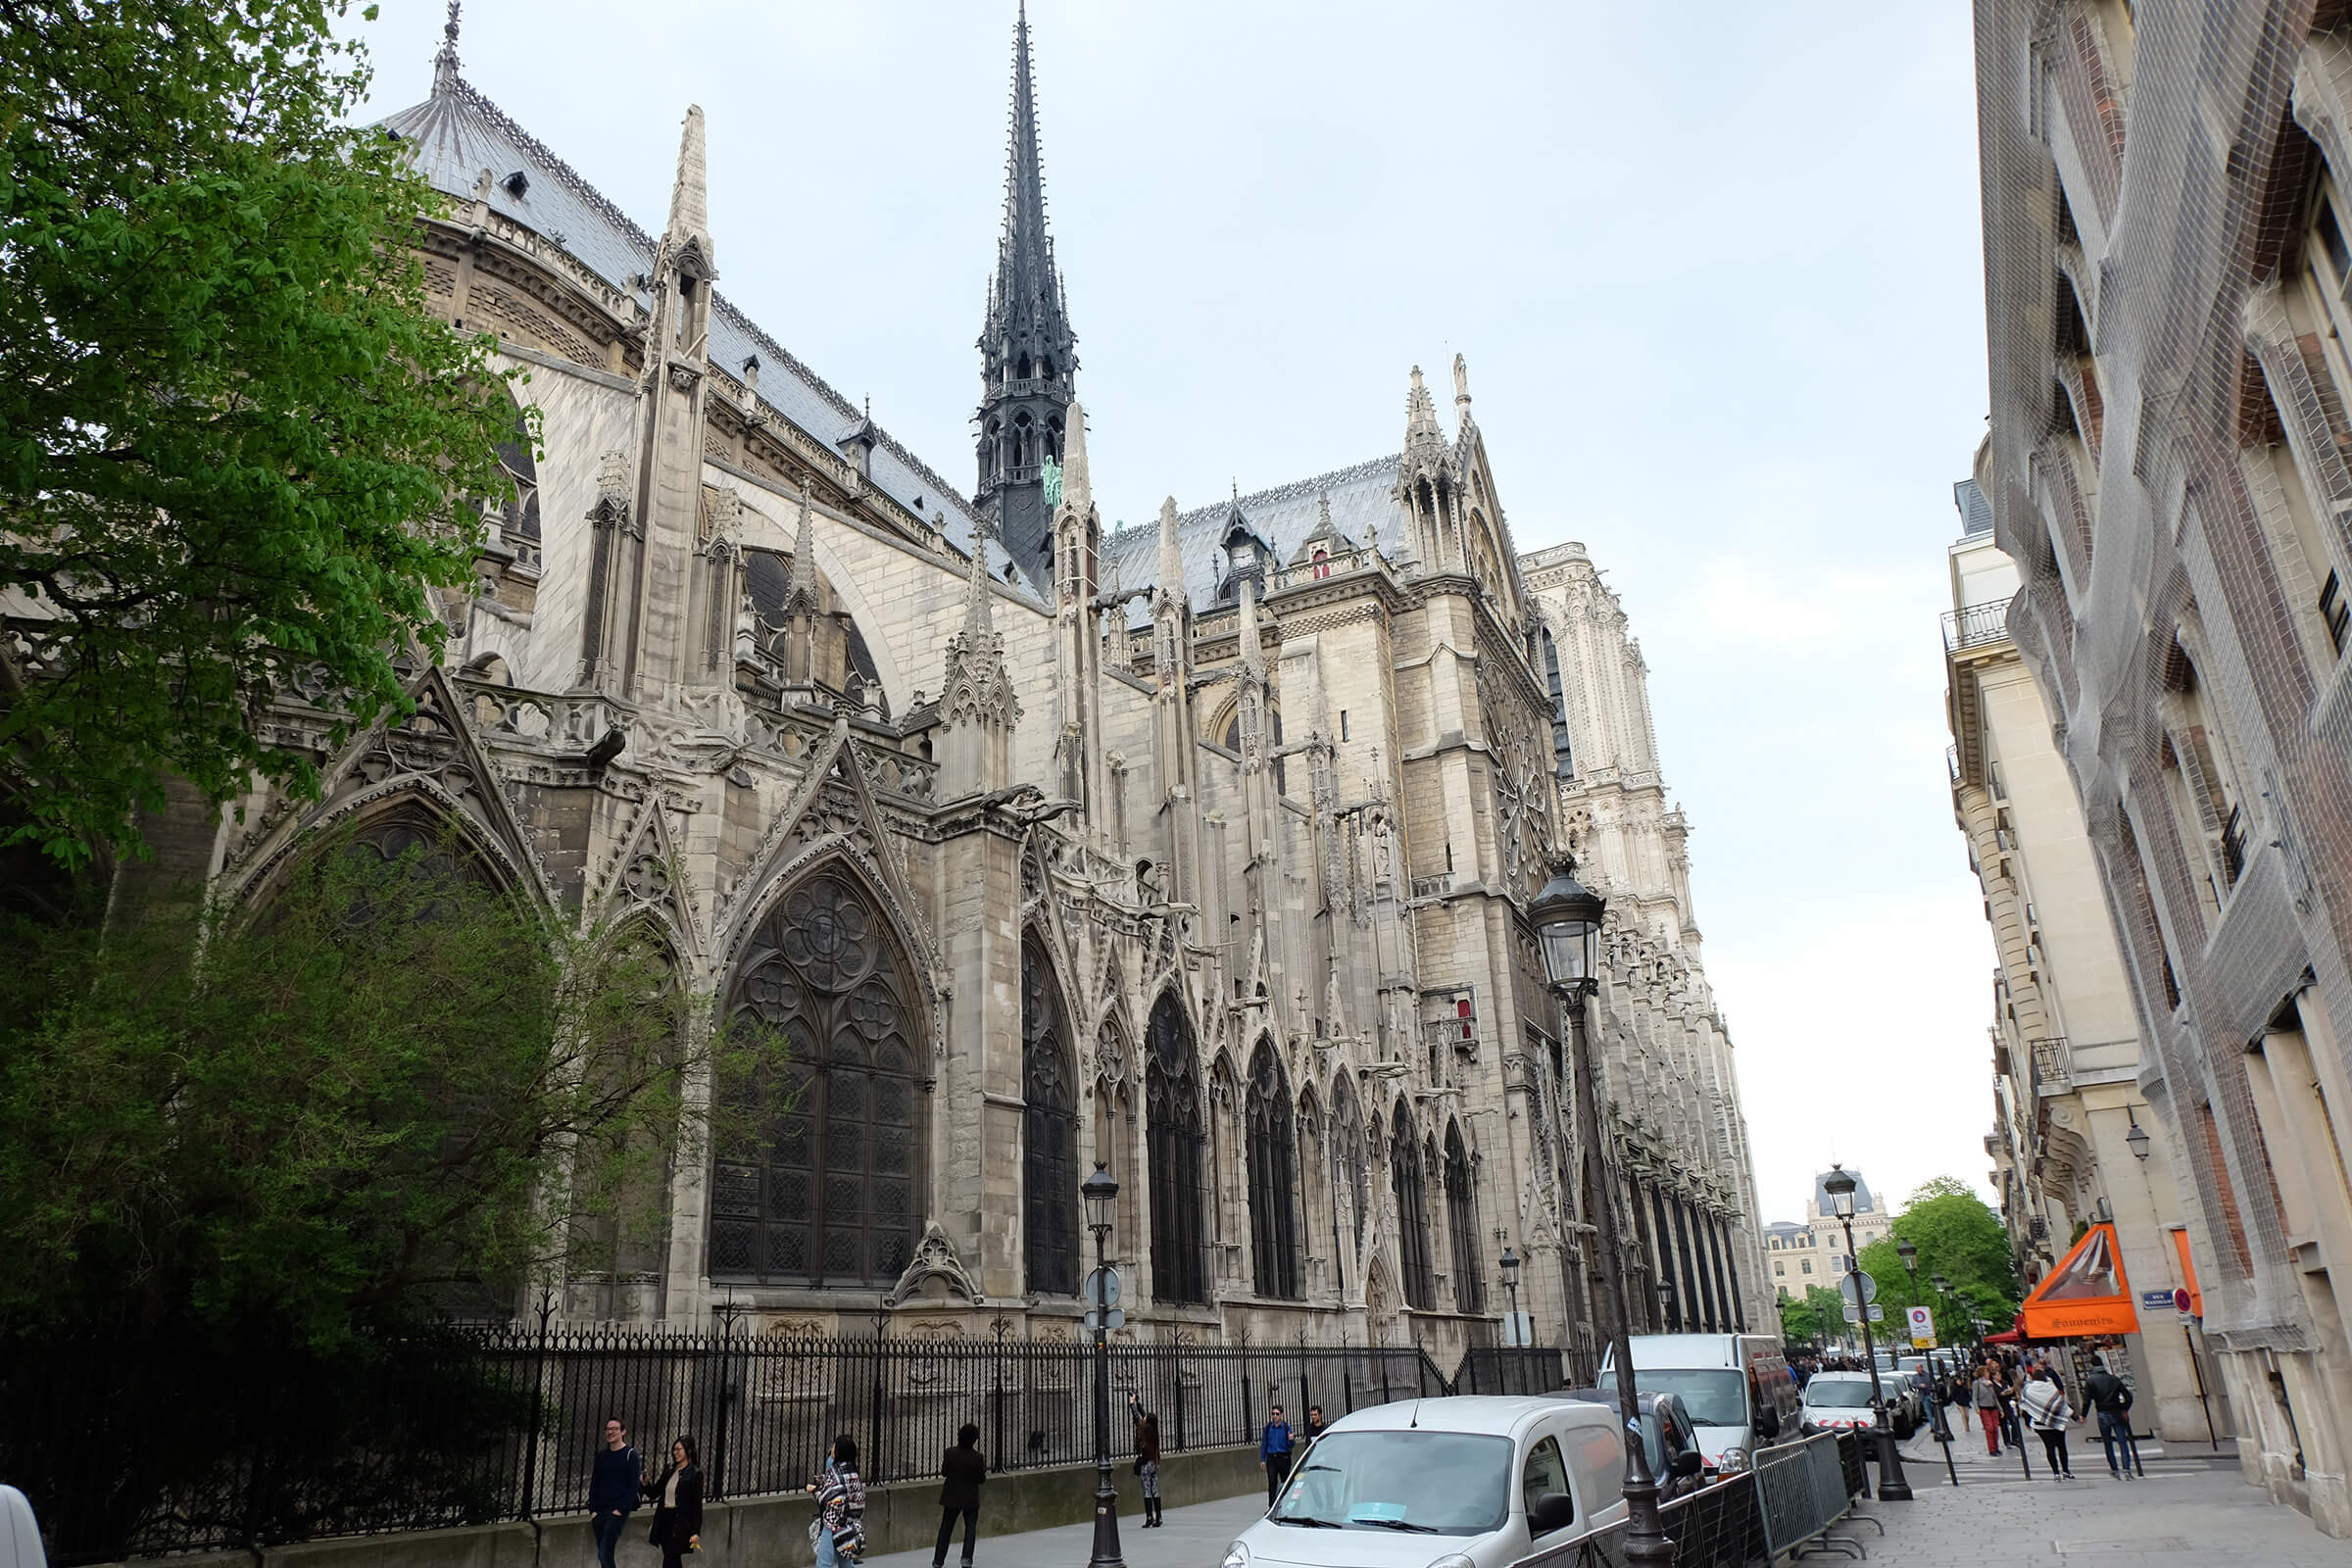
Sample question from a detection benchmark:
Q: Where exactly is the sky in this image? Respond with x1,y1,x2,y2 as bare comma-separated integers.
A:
355,1,1999,1230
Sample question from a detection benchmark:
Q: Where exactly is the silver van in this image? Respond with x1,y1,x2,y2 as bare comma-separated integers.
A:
1595,1333,1802,1476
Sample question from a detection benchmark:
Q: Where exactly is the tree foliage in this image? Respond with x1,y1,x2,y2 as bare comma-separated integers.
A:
1777,1283,1847,1348
0,1,528,867
0,827,767,1345
1857,1177,2023,1338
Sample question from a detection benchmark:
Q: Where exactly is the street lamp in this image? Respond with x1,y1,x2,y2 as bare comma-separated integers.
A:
1823,1164,1911,1501
1499,1246,1523,1346
2126,1113,2151,1162
1081,1162,1124,1568
1533,862,1671,1568
1656,1278,1676,1334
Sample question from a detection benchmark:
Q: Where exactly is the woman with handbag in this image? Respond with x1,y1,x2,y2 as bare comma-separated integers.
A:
644,1436,704,1567
807,1433,867,1566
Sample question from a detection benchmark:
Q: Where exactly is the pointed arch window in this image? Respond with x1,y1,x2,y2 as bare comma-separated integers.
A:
1445,1123,1483,1314
1146,995,1207,1304
1331,1074,1366,1288
1541,628,1574,780
1022,936,1080,1297
710,871,923,1289
1246,1039,1300,1299
1392,1102,1436,1310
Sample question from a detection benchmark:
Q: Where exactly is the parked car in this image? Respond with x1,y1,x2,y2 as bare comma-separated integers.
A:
1559,1389,1710,1502
1797,1371,1888,1437
1594,1333,1803,1477
1222,1396,1631,1568
2,1485,45,1568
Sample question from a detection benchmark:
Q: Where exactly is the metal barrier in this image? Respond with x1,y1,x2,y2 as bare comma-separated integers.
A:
1510,1473,1766,1568
1752,1434,1852,1557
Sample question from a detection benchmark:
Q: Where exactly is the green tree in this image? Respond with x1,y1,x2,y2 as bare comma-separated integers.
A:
1777,1283,1849,1348
1858,1177,2023,1339
0,1,527,868
0,830,766,1345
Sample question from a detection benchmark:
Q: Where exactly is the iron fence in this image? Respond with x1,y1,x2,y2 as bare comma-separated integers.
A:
3,1328,1568,1565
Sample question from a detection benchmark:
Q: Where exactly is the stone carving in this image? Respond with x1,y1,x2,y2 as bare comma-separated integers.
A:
883,1221,987,1306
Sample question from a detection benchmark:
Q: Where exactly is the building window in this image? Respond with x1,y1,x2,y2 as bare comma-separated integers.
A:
1022,935,1080,1298
1541,628,1574,779
1801,1259,1813,1275
1245,1039,1300,1299
1392,1102,1436,1310
1445,1123,1483,1314
710,872,920,1288
1146,994,1207,1303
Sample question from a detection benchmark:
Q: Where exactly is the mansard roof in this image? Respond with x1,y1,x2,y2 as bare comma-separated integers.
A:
380,72,983,547
1101,454,1417,627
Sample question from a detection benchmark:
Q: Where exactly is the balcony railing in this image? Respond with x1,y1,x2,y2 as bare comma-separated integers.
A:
2030,1036,2073,1095
1942,599,2012,654
2220,803,2247,887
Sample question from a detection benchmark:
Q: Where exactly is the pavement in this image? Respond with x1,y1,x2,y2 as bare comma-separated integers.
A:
856,1426,2352,1568
857,1491,1267,1568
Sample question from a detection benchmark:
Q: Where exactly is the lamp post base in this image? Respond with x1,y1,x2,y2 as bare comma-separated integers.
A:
1874,1427,1914,1501
1088,1467,1124,1568
1620,1476,1675,1568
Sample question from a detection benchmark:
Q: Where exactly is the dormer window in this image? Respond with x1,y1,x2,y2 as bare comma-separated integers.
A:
502,170,529,198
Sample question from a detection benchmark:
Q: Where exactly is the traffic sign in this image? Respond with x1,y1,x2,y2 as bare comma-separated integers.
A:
1083,1307,1125,1333
1907,1305,1935,1348
1842,1304,1861,1324
1869,1303,1884,1322
1086,1266,1121,1311
1838,1271,1879,1307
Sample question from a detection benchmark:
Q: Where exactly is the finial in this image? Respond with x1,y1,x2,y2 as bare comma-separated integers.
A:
433,0,463,91
787,483,818,612
961,512,998,642
863,395,871,420
664,106,711,267
1453,352,1471,413
1317,491,1333,534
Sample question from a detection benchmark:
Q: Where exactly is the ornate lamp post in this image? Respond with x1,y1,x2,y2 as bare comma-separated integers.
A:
1499,1245,1523,1346
1533,862,1671,1568
1082,1162,1125,1568
1824,1164,1911,1500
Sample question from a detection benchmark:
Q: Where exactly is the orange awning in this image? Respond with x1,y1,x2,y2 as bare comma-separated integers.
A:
2018,1221,2140,1339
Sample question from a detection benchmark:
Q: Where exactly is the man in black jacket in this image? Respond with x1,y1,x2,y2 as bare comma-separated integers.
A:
2084,1354,2143,1480
589,1418,643,1568
933,1422,987,1568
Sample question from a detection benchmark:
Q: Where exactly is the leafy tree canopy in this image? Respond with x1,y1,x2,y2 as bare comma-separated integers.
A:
1858,1177,2022,1339
0,829,766,1346
0,1,528,868
1777,1283,1847,1348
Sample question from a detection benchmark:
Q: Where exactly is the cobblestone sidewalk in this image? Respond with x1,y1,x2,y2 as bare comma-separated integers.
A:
1832,1421,2350,1567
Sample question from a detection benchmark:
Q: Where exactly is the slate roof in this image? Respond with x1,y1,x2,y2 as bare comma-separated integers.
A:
379,71,1027,585
1100,454,1415,627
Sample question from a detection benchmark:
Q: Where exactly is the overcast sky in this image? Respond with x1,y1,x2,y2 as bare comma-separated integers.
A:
357,1,1996,1230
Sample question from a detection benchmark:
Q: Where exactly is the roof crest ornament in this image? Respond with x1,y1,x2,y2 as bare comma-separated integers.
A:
433,0,462,93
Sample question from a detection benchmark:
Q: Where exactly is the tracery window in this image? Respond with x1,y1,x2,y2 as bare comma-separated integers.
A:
1392,1102,1436,1310
1245,1039,1300,1299
1445,1123,1483,1314
1331,1073,1366,1288
1022,935,1080,1297
1146,994,1207,1303
710,871,921,1289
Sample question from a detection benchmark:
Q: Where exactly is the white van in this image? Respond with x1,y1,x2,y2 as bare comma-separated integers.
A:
1219,1396,1630,1568
1595,1333,1802,1476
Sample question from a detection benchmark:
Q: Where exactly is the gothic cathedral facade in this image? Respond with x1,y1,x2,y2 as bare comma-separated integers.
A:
180,14,1769,1352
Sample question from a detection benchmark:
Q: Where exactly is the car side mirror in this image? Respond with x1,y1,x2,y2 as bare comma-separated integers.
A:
1672,1450,1705,1479
1529,1492,1578,1536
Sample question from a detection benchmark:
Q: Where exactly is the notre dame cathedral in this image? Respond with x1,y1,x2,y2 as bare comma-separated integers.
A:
171,9,1770,1357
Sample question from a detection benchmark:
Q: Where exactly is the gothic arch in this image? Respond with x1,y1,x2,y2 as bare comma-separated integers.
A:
1145,990,1206,1304
1391,1100,1436,1311
1329,1070,1367,1290
709,861,928,1290
1022,929,1081,1298
1444,1120,1483,1315
1245,1037,1300,1299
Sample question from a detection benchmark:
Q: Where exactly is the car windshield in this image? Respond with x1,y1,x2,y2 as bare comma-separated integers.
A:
1806,1382,1877,1409
1268,1430,1514,1537
1597,1368,1747,1428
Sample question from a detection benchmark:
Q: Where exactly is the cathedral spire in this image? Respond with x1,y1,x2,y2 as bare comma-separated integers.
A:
1404,365,1446,453
433,0,462,93
664,105,713,273
974,1,1078,595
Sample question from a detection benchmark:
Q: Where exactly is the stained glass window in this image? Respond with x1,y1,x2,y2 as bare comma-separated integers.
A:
1246,1039,1299,1299
1022,935,1080,1297
1146,994,1206,1304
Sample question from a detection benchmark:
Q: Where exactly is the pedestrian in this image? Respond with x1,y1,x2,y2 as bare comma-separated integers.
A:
932,1422,986,1567
1259,1401,1295,1506
1130,1395,1163,1529
643,1435,703,1568
1970,1365,2002,1456
1302,1405,1328,1444
807,1433,866,1567
2018,1366,2076,1481
590,1418,645,1568
2084,1354,2143,1480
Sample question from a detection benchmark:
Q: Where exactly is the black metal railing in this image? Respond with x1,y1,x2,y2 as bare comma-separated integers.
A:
2220,802,2247,886
1941,599,2012,654
5,1328,1567,1565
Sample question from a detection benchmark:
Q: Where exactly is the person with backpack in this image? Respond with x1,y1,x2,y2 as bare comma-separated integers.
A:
2084,1353,2143,1480
2017,1365,2076,1480
932,1423,987,1568
589,1418,645,1568
808,1433,867,1567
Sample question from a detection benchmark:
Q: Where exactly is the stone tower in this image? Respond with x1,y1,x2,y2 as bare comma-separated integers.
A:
973,0,1077,593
